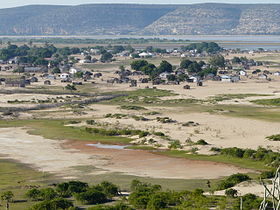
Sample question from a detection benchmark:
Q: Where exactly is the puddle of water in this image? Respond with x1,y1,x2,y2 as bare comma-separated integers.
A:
86,143,128,150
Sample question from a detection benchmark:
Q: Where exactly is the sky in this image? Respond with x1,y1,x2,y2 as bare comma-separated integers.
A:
1,0,279,9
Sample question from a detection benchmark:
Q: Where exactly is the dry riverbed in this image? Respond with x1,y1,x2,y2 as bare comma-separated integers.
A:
0,127,251,180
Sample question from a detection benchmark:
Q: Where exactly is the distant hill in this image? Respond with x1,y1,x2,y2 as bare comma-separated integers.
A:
0,3,280,35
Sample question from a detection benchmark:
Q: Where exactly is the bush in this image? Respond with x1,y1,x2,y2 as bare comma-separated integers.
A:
40,188,57,201
218,173,250,190
56,181,88,197
168,140,183,149
225,188,238,198
195,139,208,145
75,188,107,205
25,188,41,201
97,181,119,198
266,134,280,141
30,198,73,210
260,170,276,179
120,105,147,110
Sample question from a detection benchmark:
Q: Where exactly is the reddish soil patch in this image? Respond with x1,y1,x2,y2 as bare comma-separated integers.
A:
63,141,252,179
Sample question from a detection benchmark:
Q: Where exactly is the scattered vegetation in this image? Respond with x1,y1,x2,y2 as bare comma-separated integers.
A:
266,134,280,141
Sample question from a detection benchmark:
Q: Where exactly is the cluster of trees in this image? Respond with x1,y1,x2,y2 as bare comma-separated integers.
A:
0,43,81,66
130,60,173,79
181,42,222,53
180,59,218,77
24,180,119,209
214,146,280,168
2,179,271,210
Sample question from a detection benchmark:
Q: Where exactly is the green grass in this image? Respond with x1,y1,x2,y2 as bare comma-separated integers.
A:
251,98,280,106
158,150,270,171
125,145,156,150
79,172,223,192
0,159,55,210
0,119,132,144
209,94,271,102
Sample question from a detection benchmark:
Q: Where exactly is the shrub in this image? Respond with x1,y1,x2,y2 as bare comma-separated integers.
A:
168,140,183,149
25,188,41,201
218,173,250,190
260,170,276,179
30,198,73,210
195,139,208,145
75,188,107,205
120,105,147,110
266,134,280,141
225,188,238,198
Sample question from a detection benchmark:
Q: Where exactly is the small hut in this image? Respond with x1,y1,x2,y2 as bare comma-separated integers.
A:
44,80,51,85
183,85,191,90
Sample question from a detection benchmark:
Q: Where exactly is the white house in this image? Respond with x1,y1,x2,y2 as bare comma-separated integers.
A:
189,76,199,83
159,72,171,79
139,52,153,58
239,70,247,76
274,71,280,76
258,74,268,80
221,75,240,83
69,67,81,74
60,73,70,79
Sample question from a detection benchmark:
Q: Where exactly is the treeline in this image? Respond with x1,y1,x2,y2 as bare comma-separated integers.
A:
181,42,222,53
0,179,268,210
0,44,80,65
212,146,280,168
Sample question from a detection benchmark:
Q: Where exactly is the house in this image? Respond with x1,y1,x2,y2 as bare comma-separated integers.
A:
60,73,70,79
274,71,280,76
258,74,268,80
239,70,247,76
221,75,240,83
188,76,200,83
139,52,153,58
69,67,81,74
4,79,26,88
159,72,171,79
44,80,51,85
30,77,38,83
183,85,191,89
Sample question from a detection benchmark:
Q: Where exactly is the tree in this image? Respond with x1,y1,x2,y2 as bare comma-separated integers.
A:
74,71,84,78
52,67,61,74
65,84,77,91
75,188,107,205
157,60,172,73
119,65,125,71
40,188,57,201
25,188,41,201
209,55,225,68
85,55,92,61
225,188,238,198
130,60,148,71
180,59,193,69
98,181,119,198
100,52,113,63
187,62,202,74
13,66,25,74
1,191,14,210
30,198,73,210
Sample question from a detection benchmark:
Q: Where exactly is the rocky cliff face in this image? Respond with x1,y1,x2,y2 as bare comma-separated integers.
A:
1,4,280,35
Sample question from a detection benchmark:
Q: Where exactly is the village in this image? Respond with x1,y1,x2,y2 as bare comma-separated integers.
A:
0,40,280,209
